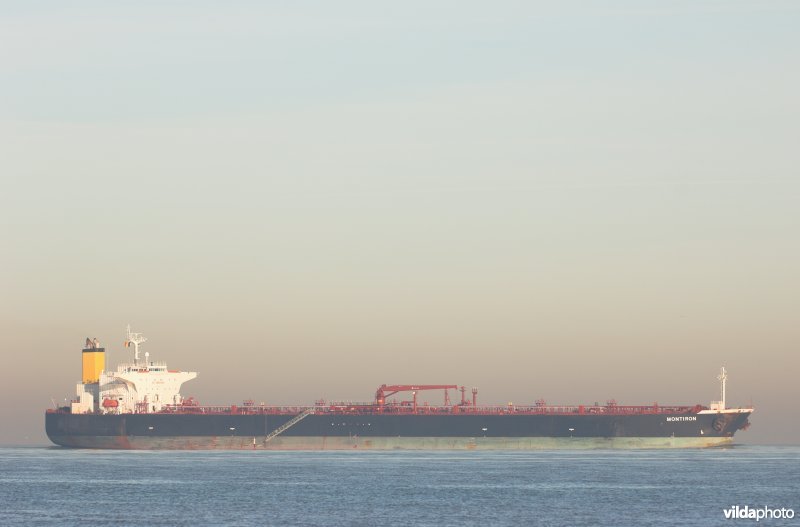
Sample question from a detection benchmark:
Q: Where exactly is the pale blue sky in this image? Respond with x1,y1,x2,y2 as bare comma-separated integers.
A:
1,1,799,444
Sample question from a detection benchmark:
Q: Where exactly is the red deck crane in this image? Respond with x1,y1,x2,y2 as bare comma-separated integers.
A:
375,384,459,411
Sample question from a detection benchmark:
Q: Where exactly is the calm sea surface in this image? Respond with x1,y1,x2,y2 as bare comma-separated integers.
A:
1,446,798,526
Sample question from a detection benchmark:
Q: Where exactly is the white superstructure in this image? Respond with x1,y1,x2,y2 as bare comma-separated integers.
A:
71,326,197,414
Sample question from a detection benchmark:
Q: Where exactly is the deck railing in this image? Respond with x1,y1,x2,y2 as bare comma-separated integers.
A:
152,402,707,416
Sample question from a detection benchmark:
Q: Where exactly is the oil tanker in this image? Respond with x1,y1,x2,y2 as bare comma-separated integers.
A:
46,327,753,449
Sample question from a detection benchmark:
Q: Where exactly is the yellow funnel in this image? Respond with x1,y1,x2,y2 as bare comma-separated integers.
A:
82,347,105,384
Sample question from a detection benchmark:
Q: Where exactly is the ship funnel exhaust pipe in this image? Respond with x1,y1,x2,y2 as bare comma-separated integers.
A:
82,337,104,384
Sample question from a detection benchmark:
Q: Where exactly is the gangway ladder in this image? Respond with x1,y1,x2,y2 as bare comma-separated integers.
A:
264,408,315,443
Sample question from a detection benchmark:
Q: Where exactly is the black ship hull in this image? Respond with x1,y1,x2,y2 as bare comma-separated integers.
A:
46,411,752,450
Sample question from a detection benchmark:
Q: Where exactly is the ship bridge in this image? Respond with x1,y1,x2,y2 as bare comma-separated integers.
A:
71,326,197,414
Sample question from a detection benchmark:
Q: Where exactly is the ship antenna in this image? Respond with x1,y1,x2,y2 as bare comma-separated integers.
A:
125,324,147,365
717,366,727,410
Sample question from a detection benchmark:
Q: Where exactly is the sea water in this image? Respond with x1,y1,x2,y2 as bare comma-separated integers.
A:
1,446,798,526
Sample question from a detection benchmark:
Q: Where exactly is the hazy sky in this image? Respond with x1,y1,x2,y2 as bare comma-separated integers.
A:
1,1,799,445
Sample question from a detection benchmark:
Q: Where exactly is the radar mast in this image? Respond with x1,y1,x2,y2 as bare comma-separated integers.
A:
125,324,147,365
